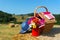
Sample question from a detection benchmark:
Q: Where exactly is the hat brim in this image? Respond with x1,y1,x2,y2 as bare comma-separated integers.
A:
20,29,26,34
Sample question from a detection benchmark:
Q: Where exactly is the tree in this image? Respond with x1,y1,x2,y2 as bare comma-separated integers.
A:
0,11,16,23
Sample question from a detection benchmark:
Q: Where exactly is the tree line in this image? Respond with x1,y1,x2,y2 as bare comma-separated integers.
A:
0,11,60,25
0,11,16,23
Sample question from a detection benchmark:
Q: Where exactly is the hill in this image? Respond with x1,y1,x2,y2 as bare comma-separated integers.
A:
0,11,16,23
16,13,60,25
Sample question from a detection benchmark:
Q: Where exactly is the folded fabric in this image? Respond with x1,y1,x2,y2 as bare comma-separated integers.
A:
43,12,55,19
39,19,45,28
28,17,39,25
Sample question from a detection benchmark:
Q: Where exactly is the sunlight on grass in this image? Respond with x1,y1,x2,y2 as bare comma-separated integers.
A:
0,24,60,40
0,24,21,40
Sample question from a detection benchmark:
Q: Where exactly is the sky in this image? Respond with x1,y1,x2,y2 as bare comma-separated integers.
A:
0,0,60,15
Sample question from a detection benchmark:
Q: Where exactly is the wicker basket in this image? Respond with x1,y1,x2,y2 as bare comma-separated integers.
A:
34,6,56,33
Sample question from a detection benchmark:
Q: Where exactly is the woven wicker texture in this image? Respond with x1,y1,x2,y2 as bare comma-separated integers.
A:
34,6,56,33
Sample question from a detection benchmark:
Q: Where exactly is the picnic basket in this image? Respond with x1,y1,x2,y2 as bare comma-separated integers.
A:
34,6,56,33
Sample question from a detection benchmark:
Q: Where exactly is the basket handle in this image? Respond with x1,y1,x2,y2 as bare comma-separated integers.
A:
34,6,48,17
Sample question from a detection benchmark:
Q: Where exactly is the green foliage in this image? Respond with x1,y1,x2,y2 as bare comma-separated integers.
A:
53,14,60,25
0,11,16,23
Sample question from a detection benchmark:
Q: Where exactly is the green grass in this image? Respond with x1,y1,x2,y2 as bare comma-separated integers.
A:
0,24,21,40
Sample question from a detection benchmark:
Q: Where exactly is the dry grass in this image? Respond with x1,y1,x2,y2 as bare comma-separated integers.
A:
0,24,60,40
12,33,39,40
0,24,21,40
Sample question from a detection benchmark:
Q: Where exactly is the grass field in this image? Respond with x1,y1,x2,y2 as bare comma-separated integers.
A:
0,24,60,40
0,24,21,40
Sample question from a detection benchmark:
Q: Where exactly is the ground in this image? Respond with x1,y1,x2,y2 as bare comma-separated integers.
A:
37,25,60,40
0,24,20,40
0,24,60,40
